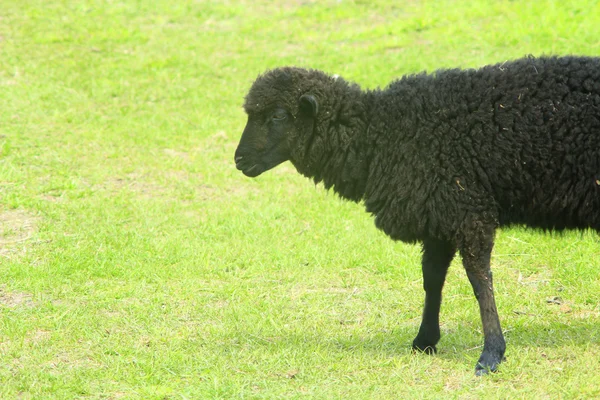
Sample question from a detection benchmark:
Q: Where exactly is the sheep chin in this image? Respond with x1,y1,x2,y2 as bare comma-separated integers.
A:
241,164,264,178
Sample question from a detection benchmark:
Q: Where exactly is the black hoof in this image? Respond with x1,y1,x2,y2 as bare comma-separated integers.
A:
475,364,496,376
474,354,503,376
412,341,437,355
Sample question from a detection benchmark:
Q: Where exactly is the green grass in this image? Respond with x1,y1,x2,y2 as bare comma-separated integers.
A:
1,0,600,398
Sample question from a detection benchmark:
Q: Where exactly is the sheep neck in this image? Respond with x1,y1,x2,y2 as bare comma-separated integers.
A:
292,88,373,203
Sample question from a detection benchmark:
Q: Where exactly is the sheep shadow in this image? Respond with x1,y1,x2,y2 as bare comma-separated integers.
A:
269,318,600,361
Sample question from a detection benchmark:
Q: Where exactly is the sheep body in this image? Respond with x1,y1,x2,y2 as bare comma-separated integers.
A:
234,56,600,374
364,57,600,244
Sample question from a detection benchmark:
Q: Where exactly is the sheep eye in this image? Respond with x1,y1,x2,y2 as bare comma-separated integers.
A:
271,110,287,121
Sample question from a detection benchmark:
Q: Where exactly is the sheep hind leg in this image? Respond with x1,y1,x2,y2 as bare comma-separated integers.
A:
412,238,456,354
460,224,506,376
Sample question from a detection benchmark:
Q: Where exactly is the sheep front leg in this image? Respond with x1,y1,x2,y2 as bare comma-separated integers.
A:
412,238,456,354
460,223,506,376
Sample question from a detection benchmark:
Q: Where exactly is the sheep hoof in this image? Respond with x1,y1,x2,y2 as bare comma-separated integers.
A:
474,354,502,376
412,342,437,355
475,364,496,376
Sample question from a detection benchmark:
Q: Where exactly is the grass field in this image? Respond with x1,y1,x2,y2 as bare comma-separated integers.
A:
1,0,600,398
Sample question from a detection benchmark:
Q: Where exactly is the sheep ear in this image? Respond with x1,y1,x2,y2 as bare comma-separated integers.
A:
299,94,318,117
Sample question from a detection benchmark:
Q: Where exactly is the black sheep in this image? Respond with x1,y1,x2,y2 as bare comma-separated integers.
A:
234,56,600,375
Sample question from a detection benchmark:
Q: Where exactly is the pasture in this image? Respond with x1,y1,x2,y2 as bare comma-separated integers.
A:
1,0,600,398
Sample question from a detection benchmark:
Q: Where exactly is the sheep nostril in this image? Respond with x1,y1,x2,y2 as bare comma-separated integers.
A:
235,155,244,163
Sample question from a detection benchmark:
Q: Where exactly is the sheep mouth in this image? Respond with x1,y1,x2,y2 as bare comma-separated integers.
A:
240,163,263,177
235,146,289,178
235,158,264,177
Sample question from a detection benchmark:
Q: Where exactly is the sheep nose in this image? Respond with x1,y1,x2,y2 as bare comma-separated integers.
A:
235,155,244,163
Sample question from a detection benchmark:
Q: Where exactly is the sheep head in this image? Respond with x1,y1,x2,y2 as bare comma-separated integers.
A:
235,67,319,177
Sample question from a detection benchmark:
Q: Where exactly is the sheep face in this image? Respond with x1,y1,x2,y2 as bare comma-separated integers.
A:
235,84,319,178
234,107,294,177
